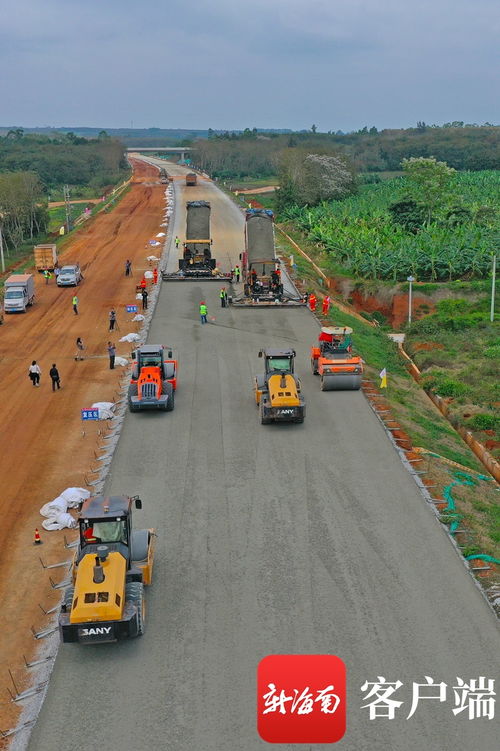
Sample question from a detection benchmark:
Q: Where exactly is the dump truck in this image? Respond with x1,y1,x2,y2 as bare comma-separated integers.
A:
185,173,197,186
128,344,177,412
254,348,305,424
230,209,305,306
3,274,35,313
59,495,155,643
34,243,58,272
159,167,169,184
310,327,363,390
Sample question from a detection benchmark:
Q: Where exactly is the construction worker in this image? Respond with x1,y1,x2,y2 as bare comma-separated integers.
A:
109,309,116,331
220,288,226,308
199,301,208,324
43,269,51,285
125,259,132,276
322,295,331,316
224,288,229,306
175,236,180,249
141,288,148,310
72,295,79,315
139,277,147,291
153,267,158,284
107,341,116,369
308,293,317,312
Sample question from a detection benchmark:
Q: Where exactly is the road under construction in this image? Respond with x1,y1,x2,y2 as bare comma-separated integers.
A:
2,157,497,751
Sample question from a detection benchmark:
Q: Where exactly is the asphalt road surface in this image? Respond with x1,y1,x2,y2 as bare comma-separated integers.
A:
29,165,499,751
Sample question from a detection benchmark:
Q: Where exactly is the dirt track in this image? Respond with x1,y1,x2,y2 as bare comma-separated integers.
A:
0,159,165,733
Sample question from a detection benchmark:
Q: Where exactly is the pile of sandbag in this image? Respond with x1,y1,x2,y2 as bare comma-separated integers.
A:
91,401,115,419
40,487,90,531
119,332,140,343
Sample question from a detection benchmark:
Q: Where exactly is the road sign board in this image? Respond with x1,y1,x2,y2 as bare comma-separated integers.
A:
126,305,138,313
81,408,99,421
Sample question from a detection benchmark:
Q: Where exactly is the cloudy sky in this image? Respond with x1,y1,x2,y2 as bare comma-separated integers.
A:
1,0,498,131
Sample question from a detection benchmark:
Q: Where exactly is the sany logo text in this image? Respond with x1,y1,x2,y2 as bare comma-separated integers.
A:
80,626,112,636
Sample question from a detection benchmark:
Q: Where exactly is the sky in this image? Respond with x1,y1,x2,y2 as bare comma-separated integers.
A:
1,0,499,131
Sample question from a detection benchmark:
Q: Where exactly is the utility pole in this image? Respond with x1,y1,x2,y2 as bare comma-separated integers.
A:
407,275,415,325
491,254,497,323
64,185,71,234
0,224,5,273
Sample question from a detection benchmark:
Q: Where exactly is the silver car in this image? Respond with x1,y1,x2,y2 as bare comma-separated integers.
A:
57,264,83,286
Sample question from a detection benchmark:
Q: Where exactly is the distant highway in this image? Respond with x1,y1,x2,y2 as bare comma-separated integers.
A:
29,159,500,751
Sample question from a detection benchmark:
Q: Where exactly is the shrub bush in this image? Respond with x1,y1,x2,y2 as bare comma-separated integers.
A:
466,413,498,431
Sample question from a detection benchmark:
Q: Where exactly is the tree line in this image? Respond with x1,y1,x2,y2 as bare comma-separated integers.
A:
0,171,47,251
0,130,129,192
193,125,500,180
0,130,129,253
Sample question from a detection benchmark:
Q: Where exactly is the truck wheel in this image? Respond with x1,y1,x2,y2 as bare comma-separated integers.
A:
62,586,75,613
162,381,174,411
128,383,138,411
260,404,272,425
126,582,145,636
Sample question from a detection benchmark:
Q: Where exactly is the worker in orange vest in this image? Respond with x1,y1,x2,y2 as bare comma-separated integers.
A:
139,277,147,290
309,293,317,312
322,295,331,315
153,268,158,284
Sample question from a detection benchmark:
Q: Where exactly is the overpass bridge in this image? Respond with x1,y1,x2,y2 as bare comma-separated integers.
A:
127,146,192,161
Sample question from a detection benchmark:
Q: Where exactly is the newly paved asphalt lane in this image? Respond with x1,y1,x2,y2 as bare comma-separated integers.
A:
29,166,499,751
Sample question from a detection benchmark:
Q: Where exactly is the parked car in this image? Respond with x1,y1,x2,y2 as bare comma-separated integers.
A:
57,264,83,286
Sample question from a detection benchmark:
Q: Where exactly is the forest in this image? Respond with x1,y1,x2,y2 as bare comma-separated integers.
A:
193,125,500,178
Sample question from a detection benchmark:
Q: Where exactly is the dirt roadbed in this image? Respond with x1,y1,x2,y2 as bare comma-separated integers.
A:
0,160,166,736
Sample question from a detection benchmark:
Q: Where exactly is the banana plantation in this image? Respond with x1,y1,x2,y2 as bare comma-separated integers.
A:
282,171,498,281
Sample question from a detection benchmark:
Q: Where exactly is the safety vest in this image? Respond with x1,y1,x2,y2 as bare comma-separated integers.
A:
200,304,207,315
72,296,78,305
220,289,225,298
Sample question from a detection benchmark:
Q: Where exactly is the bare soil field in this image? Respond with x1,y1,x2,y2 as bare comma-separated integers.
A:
0,159,165,735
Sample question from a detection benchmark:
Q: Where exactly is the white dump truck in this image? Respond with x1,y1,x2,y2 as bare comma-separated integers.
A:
3,274,36,313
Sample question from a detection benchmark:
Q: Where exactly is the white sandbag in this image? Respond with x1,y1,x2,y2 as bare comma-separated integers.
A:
115,356,128,367
40,496,67,517
132,314,145,322
156,232,165,238
147,255,160,262
60,487,90,508
91,401,115,419
136,293,143,300
42,512,77,531
119,332,140,343
144,270,154,279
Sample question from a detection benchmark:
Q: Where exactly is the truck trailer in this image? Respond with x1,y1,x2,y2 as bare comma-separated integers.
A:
230,209,304,306
34,244,58,273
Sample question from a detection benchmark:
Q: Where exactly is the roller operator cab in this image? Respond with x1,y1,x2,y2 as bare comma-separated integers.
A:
59,495,156,643
310,327,364,390
128,345,178,412
254,348,306,424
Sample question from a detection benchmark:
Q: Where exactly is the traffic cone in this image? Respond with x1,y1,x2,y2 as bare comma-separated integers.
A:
33,528,43,545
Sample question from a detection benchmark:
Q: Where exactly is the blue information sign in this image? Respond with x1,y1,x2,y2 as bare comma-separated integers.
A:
126,304,138,313
81,408,100,421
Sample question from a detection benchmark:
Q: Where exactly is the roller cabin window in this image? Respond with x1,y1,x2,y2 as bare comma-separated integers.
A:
268,358,292,372
81,519,128,544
